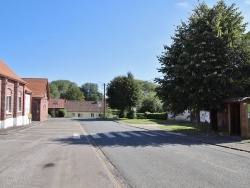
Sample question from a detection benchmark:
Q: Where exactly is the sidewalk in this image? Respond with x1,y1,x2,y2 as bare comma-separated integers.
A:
0,121,41,134
118,122,250,153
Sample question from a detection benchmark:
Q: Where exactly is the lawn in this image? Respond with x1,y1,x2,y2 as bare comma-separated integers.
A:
118,118,211,132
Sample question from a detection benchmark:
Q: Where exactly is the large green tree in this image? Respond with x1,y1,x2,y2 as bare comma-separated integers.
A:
80,83,103,101
64,86,84,101
107,72,141,117
156,1,250,130
49,83,60,98
49,80,78,98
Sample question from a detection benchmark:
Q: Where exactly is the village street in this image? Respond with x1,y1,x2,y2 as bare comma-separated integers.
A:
1,118,250,188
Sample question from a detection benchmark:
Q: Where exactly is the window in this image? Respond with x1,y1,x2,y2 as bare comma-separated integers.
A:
18,91,22,112
91,113,94,117
6,96,12,113
18,96,22,111
53,101,58,105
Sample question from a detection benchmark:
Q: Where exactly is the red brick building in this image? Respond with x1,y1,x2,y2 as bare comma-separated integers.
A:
22,78,50,121
224,97,250,138
48,99,65,117
0,60,32,128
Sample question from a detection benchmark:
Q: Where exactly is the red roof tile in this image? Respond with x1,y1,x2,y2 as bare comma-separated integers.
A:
0,59,26,83
22,78,50,99
65,101,107,112
25,86,33,94
48,99,65,108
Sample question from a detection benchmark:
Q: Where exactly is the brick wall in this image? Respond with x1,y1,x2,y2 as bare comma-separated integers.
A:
40,98,48,121
0,78,1,119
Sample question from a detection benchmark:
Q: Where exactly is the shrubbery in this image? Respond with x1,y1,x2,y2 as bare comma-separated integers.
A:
58,109,67,117
127,109,136,119
50,110,55,117
144,112,168,120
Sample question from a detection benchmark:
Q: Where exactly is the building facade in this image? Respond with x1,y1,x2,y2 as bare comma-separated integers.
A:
22,78,50,121
0,60,32,129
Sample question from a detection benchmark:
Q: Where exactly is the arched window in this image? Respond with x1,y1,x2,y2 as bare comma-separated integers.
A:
6,89,12,113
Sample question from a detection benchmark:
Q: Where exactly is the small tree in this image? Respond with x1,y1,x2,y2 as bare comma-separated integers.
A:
107,72,141,118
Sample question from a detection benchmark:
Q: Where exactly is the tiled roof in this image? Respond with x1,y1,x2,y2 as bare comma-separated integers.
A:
22,78,50,99
65,101,107,112
0,59,26,83
25,86,33,94
48,99,65,108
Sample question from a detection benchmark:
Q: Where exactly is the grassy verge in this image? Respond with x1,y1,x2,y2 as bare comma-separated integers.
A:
118,118,226,134
118,118,172,124
241,139,250,143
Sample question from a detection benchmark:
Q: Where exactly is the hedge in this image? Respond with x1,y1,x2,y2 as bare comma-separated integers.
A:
144,112,168,120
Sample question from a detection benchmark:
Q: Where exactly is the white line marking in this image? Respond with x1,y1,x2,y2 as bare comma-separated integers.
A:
73,133,81,139
166,132,186,136
151,132,168,136
128,132,143,137
140,132,157,136
90,134,101,139
116,133,131,137
103,133,116,138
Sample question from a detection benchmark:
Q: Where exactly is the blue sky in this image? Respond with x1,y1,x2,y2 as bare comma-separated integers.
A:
1,0,250,88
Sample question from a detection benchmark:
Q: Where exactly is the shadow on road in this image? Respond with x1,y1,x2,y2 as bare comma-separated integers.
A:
49,118,249,152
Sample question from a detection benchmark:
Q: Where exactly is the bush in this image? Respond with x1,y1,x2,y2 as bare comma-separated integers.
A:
58,109,67,117
127,109,136,119
50,110,55,117
119,110,127,118
144,112,168,120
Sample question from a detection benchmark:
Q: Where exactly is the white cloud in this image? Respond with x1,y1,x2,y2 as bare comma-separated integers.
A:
245,0,250,5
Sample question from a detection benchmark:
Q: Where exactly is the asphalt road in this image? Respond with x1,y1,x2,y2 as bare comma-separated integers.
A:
81,119,250,188
0,119,117,188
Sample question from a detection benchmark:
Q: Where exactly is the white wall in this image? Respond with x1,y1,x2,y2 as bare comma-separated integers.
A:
3,118,14,129
168,110,211,122
168,110,190,121
67,111,100,118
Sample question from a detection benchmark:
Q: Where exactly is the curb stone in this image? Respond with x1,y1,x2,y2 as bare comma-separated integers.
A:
114,120,250,153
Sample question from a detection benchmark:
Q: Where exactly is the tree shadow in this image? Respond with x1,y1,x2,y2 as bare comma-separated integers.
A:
51,119,247,151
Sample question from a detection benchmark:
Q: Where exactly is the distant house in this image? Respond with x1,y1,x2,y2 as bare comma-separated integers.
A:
0,60,32,129
65,101,107,118
48,99,65,117
22,78,50,121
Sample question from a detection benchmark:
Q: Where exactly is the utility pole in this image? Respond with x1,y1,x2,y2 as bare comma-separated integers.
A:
103,83,106,118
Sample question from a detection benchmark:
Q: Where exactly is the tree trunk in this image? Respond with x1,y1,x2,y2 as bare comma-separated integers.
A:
196,111,200,124
196,111,200,131
210,109,218,131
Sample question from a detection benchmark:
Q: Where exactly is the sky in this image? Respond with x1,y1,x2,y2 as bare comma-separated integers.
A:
1,0,250,89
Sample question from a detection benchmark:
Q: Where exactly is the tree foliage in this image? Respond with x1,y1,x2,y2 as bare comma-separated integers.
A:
138,93,163,113
49,80,78,99
80,83,103,101
64,86,84,101
136,80,163,113
107,72,141,117
156,0,250,130
49,83,60,99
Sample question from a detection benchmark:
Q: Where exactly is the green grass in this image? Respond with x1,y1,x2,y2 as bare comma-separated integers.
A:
118,118,211,132
118,118,173,124
160,125,196,131
241,139,250,143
